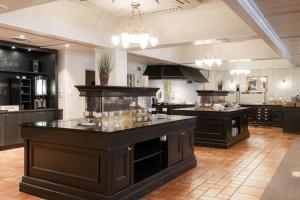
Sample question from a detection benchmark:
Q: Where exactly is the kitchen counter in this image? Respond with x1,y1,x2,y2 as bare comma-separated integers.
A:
0,108,57,114
22,115,196,134
171,107,251,148
174,107,250,113
0,109,63,150
20,115,197,200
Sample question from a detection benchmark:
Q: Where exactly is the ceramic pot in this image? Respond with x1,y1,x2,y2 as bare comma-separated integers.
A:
100,74,109,86
217,85,223,91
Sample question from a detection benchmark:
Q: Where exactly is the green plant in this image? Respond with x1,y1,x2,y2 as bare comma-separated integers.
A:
217,76,225,87
97,49,114,75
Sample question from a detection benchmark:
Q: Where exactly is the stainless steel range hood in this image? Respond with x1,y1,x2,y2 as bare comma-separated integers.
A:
143,65,208,83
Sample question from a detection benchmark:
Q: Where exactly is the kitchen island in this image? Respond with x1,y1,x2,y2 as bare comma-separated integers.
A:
19,115,197,200
171,107,251,148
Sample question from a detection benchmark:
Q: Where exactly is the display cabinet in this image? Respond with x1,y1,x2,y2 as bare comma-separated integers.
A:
196,90,229,108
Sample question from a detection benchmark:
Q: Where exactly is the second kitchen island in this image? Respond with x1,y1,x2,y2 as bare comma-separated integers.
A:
19,115,197,200
171,107,251,148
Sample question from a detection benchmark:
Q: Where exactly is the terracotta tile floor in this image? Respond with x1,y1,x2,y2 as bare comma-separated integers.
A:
0,127,298,200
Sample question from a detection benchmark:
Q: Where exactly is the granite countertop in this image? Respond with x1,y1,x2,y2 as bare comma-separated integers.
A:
21,115,197,133
173,107,251,113
0,108,58,114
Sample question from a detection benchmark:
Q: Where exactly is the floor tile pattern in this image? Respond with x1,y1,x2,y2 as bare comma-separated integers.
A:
0,127,298,200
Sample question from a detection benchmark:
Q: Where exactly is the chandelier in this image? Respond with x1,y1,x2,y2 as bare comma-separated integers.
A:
195,43,222,67
111,1,158,49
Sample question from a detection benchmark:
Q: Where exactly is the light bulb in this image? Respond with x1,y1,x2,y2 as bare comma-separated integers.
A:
150,37,158,47
122,40,129,49
112,35,120,46
195,60,202,66
216,59,222,66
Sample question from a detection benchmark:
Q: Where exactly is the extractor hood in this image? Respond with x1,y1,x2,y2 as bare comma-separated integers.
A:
143,65,208,83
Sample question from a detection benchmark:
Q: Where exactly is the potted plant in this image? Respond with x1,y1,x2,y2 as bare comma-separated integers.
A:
217,77,224,91
97,49,114,86
236,83,240,92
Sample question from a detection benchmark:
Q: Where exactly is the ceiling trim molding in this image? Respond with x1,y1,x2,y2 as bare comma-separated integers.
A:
237,0,291,60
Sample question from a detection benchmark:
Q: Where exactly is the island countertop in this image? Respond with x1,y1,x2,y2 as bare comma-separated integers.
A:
21,115,197,135
173,107,251,113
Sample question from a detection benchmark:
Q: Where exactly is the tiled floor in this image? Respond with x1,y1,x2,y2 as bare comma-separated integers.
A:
0,127,298,200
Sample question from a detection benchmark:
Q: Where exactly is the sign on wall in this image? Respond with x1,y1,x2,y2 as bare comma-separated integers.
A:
0,57,20,70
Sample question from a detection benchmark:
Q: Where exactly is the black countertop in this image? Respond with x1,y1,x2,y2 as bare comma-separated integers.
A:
21,115,197,134
173,107,251,113
0,108,58,114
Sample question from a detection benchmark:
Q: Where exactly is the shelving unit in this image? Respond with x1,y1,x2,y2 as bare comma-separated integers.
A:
19,78,32,110
133,137,168,183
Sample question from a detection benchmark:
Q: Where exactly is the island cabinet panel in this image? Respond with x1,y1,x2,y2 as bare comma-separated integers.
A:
109,146,131,194
4,113,23,145
168,133,183,166
28,141,107,193
168,130,194,166
0,115,4,146
182,130,194,160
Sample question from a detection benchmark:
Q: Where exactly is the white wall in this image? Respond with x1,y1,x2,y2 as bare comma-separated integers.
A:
149,79,204,104
58,49,95,120
209,67,300,104
127,60,147,87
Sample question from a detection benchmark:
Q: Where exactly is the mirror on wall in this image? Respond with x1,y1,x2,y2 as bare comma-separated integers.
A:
246,76,268,93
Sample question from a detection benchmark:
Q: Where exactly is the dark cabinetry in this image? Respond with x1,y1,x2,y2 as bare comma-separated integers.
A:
110,146,131,193
242,105,283,127
20,116,197,200
0,110,62,150
168,130,194,166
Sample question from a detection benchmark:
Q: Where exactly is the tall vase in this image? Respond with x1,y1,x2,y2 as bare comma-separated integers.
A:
218,85,223,91
99,74,109,86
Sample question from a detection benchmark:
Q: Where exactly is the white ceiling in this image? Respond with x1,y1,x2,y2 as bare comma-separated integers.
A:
0,0,295,70
0,0,55,14
74,0,220,17
254,0,300,66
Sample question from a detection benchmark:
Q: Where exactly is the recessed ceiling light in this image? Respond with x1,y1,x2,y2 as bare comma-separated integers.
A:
0,4,8,10
12,46,16,49
65,44,70,48
28,49,31,52
19,35,25,39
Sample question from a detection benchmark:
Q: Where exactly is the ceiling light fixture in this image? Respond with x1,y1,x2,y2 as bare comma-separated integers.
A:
28,49,31,52
229,59,252,63
111,1,158,49
230,69,250,75
195,43,222,67
65,44,70,48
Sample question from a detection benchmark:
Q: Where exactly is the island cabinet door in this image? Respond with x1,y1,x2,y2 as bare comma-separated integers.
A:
0,115,4,146
4,113,23,145
182,130,194,160
168,132,183,166
109,145,131,194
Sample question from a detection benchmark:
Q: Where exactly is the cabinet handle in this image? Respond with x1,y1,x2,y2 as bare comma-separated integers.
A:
128,146,132,151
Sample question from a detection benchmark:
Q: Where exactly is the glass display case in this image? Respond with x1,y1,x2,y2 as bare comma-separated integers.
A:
196,90,229,108
75,86,159,130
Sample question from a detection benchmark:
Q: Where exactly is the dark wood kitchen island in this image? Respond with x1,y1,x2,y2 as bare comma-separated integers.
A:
19,115,197,200
171,107,251,148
